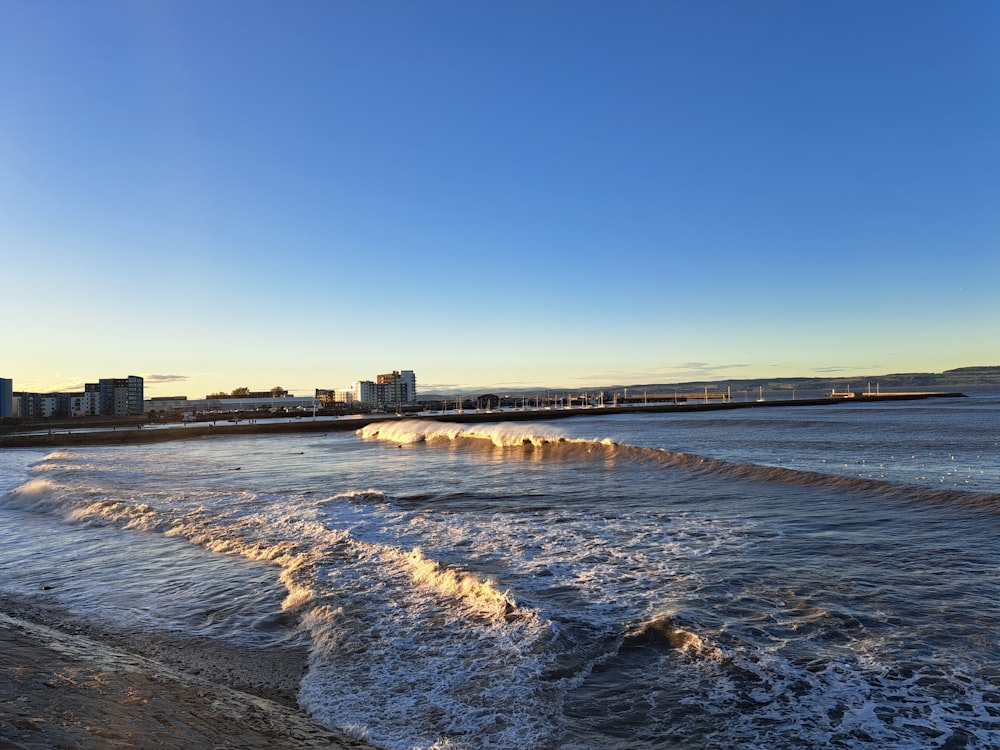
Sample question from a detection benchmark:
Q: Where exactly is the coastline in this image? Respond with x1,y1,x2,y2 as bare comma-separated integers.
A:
0,392,967,449
0,592,382,749
1,391,992,748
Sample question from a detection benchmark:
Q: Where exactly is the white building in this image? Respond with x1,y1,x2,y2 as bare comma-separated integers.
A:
39,395,60,418
376,370,416,405
354,380,377,404
70,391,101,417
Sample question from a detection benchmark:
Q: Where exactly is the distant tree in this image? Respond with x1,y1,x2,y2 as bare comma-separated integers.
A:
207,391,228,399
231,387,251,398
270,386,288,398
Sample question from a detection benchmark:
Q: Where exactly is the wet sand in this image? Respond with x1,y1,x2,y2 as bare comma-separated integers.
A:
0,595,381,750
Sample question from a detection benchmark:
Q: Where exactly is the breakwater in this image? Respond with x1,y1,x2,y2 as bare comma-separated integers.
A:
0,392,965,449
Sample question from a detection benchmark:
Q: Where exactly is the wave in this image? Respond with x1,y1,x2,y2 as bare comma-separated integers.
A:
646,449,1000,509
358,420,1000,510
403,547,526,623
622,614,716,656
38,450,74,463
1,472,538,628
358,419,611,449
1,471,558,748
2,477,63,510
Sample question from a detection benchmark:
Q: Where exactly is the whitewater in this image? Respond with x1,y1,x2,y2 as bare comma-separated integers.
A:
1,393,999,748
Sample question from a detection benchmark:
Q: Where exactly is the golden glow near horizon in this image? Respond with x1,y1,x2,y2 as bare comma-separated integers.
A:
2,5,996,396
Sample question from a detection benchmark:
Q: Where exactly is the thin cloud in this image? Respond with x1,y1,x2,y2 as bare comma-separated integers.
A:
575,362,752,384
810,365,881,374
143,374,190,384
422,381,546,393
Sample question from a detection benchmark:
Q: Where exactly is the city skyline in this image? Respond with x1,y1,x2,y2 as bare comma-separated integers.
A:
3,2,997,399
4,361,995,403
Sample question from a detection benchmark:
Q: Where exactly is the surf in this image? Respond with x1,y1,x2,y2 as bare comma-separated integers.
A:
359,419,1000,510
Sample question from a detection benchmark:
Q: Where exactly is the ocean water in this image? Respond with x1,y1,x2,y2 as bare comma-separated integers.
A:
2,394,999,749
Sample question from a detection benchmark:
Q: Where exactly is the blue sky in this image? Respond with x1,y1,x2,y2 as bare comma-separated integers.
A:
2,1,997,397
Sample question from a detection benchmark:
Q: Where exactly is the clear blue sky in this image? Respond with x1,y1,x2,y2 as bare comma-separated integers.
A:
2,1,997,397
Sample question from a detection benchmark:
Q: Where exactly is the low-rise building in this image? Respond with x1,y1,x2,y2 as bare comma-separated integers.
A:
316,380,378,406
146,395,315,415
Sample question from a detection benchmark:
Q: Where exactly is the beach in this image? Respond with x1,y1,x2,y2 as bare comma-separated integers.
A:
0,593,380,749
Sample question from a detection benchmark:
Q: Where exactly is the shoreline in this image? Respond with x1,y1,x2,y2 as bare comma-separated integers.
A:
0,392,967,449
0,592,382,749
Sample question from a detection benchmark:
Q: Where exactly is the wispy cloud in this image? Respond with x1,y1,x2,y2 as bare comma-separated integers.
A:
143,373,190,384
420,380,562,394
421,382,529,393
574,362,752,385
52,382,87,393
810,364,881,374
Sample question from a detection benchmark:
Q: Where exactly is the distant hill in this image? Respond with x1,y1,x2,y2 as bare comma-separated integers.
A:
614,366,1000,395
941,366,1000,383
420,366,1000,399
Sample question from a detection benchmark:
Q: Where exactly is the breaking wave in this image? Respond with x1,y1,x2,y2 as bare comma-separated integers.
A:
622,614,717,656
358,419,611,448
359,420,1000,510
0,461,554,749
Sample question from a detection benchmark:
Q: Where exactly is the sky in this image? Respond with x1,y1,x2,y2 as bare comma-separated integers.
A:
2,1,997,397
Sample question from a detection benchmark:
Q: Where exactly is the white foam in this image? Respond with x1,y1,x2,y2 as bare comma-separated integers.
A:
7,422,996,749
41,450,74,461
3,477,61,506
358,419,583,448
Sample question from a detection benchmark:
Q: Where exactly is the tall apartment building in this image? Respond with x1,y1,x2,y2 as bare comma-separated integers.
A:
98,376,145,416
0,378,13,419
376,370,416,406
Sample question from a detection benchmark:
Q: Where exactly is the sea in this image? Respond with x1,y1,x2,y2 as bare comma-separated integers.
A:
1,392,999,749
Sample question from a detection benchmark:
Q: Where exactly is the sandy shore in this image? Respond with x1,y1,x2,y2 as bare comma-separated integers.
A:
0,594,381,750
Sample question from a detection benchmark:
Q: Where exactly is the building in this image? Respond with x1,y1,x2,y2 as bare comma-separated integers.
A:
316,380,378,407
10,375,144,420
144,395,315,415
69,389,101,417
0,378,12,419
99,376,144,416
376,370,416,406
16,392,41,419
320,372,415,408
40,394,70,418
333,388,358,405
354,380,377,404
